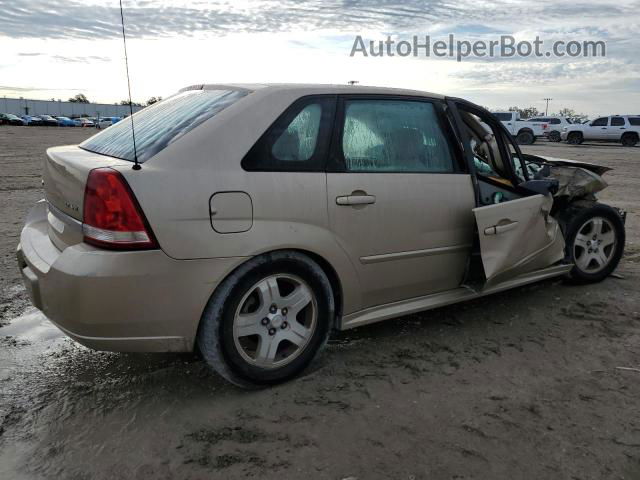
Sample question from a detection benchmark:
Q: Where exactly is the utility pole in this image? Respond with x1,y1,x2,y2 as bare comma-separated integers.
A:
543,98,552,116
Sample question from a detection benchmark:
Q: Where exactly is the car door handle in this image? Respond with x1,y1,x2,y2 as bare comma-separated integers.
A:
336,194,376,206
601,127,607,129
484,221,519,236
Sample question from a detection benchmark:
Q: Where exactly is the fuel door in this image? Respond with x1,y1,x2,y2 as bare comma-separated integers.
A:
210,191,253,233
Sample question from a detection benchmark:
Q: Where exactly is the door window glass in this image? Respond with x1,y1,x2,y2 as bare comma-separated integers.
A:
610,117,625,126
591,117,608,126
341,100,455,173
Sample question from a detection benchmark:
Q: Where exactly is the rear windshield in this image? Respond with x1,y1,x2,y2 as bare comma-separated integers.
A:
493,113,512,121
80,89,248,162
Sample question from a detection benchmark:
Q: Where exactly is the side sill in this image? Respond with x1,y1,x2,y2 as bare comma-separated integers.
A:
340,263,572,330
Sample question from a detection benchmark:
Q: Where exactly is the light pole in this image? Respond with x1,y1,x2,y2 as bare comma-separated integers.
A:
543,98,552,116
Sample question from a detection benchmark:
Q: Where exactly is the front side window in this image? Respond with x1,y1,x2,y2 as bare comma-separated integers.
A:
550,118,561,125
81,89,248,163
611,117,625,126
591,117,608,127
340,100,455,173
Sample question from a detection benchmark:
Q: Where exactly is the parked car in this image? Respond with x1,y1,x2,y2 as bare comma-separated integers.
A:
561,115,640,147
18,84,626,386
56,116,79,127
492,112,549,145
21,115,43,126
0,113,25,125
95,117,121,129
35,115,60,127
528,116,573,142
76,118,95,128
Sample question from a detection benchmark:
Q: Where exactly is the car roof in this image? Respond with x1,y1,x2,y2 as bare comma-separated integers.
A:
182,83,445,100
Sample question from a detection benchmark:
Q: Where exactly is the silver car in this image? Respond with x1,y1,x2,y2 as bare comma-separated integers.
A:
17,84,626,386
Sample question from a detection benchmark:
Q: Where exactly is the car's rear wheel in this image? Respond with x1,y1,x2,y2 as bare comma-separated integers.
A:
516,130,535,145
567,132,583,145
621,132,638,147
560,203,625,283
548,130,562,142
197,251,334,387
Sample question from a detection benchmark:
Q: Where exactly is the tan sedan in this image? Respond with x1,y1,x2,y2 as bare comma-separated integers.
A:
17,84,625,386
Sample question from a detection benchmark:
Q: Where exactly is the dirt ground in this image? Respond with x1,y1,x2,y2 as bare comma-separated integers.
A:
1,126,639,480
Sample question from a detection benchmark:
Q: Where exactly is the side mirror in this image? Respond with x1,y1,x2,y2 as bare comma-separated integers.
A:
519,179,559,196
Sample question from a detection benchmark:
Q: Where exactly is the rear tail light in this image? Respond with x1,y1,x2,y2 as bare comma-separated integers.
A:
82,167,158,250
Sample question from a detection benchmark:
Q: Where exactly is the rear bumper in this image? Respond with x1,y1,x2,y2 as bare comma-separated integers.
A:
17,201,245,352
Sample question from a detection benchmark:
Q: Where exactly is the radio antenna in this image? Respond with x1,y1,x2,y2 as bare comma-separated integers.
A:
119,0,141,170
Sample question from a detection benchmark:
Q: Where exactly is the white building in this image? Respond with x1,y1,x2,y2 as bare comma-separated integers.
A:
1,97,143,118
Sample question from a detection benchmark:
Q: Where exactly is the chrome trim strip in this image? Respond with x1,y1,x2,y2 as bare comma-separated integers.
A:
47,201,82,228
360,244,471,264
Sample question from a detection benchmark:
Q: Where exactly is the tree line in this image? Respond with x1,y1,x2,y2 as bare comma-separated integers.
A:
67,93,162,107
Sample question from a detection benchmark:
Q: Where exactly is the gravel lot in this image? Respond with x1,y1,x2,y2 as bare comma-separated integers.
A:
1,126,639,480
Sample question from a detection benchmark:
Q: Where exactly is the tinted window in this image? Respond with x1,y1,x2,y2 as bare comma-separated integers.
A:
629,117,640,126
340,100,455,173
611,117,625,126
550,118,561,124
591,117,608,126
81,89,247,162
271,104,321,162
493,113,513,121
242,96,335,172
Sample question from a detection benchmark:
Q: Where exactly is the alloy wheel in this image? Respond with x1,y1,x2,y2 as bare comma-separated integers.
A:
573,216,617,273
232,274,317,368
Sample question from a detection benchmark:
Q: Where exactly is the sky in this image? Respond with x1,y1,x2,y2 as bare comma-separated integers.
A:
0,0,638,117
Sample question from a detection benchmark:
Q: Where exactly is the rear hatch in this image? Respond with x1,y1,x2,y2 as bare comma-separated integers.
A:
43,145,128,251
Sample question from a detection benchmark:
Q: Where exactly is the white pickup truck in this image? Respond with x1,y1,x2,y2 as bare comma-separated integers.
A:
561,115,640,147
492,112,550,145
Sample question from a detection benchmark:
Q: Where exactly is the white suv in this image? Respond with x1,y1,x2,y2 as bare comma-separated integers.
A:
528,117,573,142
561,115,640,147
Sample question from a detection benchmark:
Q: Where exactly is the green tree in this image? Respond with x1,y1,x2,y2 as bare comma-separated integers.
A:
69,93,90,103
119,99,143,107
508,106,541,119
146,96,162,106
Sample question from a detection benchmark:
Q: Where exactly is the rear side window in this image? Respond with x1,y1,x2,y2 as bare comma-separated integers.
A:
80,89,248,162
242,96,336,172
340,100,455,173
493,113,512,121
629,117,640,126
550,118,561,125
611,117,625,126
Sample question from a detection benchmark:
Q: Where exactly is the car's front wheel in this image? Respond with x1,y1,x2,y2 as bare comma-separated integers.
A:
560,203,625,283
567,132,583,145
197,251,335,387
548,130,562,142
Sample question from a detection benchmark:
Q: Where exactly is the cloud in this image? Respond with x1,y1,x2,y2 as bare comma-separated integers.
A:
18,52,45,56
0,0,633,40
51,55,110,63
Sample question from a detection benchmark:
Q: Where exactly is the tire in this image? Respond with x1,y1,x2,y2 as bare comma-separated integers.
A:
548,131,562,142
197,251,335,387
567,132,583,145
621,132,638,147
516,130,535,145
558,203,625,284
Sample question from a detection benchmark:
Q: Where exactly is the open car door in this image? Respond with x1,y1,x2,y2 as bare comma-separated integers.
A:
447,98,567,289
473,193,565,288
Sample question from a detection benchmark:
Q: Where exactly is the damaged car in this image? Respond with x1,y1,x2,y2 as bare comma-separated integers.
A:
17,84,626,387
